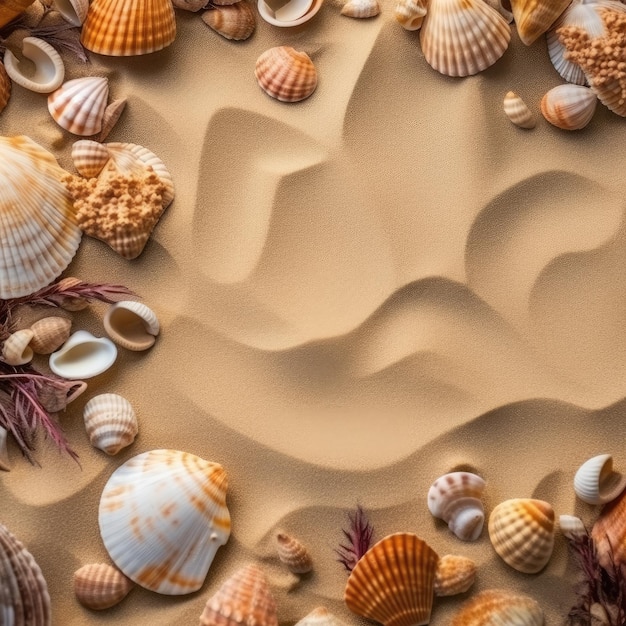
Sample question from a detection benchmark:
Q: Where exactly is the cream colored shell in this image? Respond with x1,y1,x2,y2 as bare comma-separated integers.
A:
74,563,134,610
103,301,159,351
559,514,587,540
541,84,598,130
341,0,380,18
83,393,138,455
295,607,348,625
276,532,313,573
503,91,536,129
48,77,109,136
29,316,72,354
451,589,544,626
3,37,65,93
574,453,626,505
2,329,34,366
394,0,427,30
434,554,476,596
202,3,256,40
510,0,571,45
49,330,118,380
255,46,318,103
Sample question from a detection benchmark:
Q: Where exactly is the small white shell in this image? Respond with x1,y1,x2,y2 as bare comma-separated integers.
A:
541,83,598,130
103,301,159,351
3,37,65,93
574,454,626,505
559,514,587,540
2,329,34,366
341,0,380,18
394,0,427,30
54,0,89,24
83,393,138,455
0,425,10,471
49,330,117,379
503,91,536,129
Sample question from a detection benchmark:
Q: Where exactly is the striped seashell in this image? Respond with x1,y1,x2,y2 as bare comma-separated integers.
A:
592,488,626,570
83,393,138,455
276,532,313,573
341,0,381,18
198,564,278,626
488,498,555,573
0,425,10,471
49,330,118,380
81,0,176,56
255,46,318,103
2,329,34,366
47,77,109,136
72,140,111,178
29,316,72,354
0,136,81,299
0,522,51,626
451,589,544,626
74,563,134,610
201,2,256,41
54,0,89,25
0,61,11,114
394,0,427,30
541,84,597,130
503,91,536,129
427,471,486,541
0,0,35,28
434,554,476,596
419,0,511,77
510,0,571,45
99,449,231,595
103,301,159,351
574,453,626,505
295,607,348,626
559,514,587,540
344,533,439,626
3,37,64,93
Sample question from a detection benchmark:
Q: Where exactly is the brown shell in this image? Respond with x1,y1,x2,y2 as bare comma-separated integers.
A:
202,2,256,40
510,0,571,45
255,46,317,103
592,487,626,571
434,554,476,596
0,61,11,114
74,563,134,610
451,589,544,626
29,316,72,354
276,532,313,574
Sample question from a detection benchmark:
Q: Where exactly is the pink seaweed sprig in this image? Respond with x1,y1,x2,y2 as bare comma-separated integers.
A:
335,505,374,572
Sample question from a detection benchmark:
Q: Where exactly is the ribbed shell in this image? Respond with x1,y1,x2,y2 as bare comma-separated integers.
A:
419,0,511,77
2,329,34,366
83,393,138,455
295,607,347,626
488,498,555,574
503,91,536,129
198,564,278,626
0,136,81,299
81,0,176,56
0,62,11,114
510,0,571,45
592,488,626,570
541,84,597,130
72,140,111,178
74,563,134,610
99,449,231,595
201,3,256,40
103,301,160,351
574,453,626,505
344,533,439,626
450,589,544,626
394,0,427,30
93,98,127,143
29,316,72,354
341,0,381,18
255,46,318,103
433,554,476,596
276,532,313,574
0,522,51,626
3,37,65,94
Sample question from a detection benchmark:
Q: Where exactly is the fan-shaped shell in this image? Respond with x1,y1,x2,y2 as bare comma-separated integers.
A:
450,589,544,626
2,329,34,366
71,140,111,178
503,91,536,129
541,84,597,130
0,425,10,471
29,316,72,354
574,453,626,505
344,533,439,626
434,554,476,596
510,0,571,45
49,330,118,379
276,532,313,573
0,0,35,28
488,498,555,573
84,393,138,455
74,563,134,610
81,0,176,56
394,0,427,30
201,2,256,41
0,62,11,114
3,37,64,94
0,136,82,299
341,0,380,18
99,449,231,595
54,0,89,24
419,0,511,77
591,488,626,570
255,46,318,103
295,607,347,626
103,301,159,351
559,514,587,540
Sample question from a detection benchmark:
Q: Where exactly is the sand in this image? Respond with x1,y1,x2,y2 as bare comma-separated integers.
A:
1,0,626,623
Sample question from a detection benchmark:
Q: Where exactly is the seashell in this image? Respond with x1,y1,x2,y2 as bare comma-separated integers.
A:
483,0,513,23
394,0,427,30
29,316,72,354
344,532,439,626
276,532,313,573
510,0,571,45
93,99,127,143
100,449,231,595
427,471,486,541
54,276,90,311
54,0,89,24
260,0,313,21
488,498,555,573
103,301,159,351
419,0,511,77
0,425,10,471
172,0,208,11
0,136,81,299
503,91,536,129
295,607,348,626
257,0,323,26
83,393,138,455
341,0,381,18
0,522,51,625
2,329,34,366
81,0,176,56
541,83,598,130
450,589,544,626
71,140,111,178
3,37,64,94
198,564,278,625
0,62,11,114
0,0,35,28
74,563,134,610
49,330,117,380
212,0,241,6
201,3,256,41
255,46,318,103
574,453,626,505
48,77,109,136
37,380,87,413
559,514,588,540
592,488,626,570
434,554,476,596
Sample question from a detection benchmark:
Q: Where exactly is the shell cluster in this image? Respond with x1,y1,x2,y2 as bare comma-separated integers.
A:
83,393,138,455
255,46,318,103
2,317,72,366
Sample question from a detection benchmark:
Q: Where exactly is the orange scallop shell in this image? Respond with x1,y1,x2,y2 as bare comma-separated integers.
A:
451,589,544,626
255,46,317,103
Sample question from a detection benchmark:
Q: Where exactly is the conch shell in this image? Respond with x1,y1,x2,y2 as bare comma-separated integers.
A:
574,453,626,505
29,316,72,354
541,84,598,130
503,91,536,129
2,329,34,366
510,0,571,45
74,563,134,610
255,46,318,103
276,532,313,573
434,554,476,596
394,0,427,30
451,589,544,626
103,301,159,351
3,37,65,93
83,393,138,455
201,3,256,40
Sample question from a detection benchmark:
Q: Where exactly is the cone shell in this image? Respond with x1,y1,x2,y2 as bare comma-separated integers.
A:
103,301,159,351
29,316,72,354
2,329,34,366
592,488,626,570
0,425,10,471
574,453,626,505
295,607,348,626
503,91,536,129
54,0,89,25
0,62,11,114
450,589,544,626
510,0,571,45
74,563,134,610
255,46,318,103
344,532,439,626
81,0,176,56
202,3,256,40
341,0,380,18
198,564,278,626
541,84,597,130
488,498,555,573
276,532,313,574
559,514,587,540
419,0,511,77
0,0,35,28
394,0,427,30
434,554,476,596
3,37,65,93
84,393,138,455
99,449,231,595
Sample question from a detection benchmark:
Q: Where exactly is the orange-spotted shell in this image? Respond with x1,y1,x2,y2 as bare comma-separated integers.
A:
255,46,318,103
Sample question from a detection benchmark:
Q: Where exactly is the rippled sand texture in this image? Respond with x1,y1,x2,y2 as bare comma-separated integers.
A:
2,0,626,624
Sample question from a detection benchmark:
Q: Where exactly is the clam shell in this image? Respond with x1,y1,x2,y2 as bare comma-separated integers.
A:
81,0,176,56
510,0,571,45
574,453,626,505
29,316,72,354
83,393,138,455
54,0,89,24
295,607,348,626
419,0,511,77
198,564,278,625
201,2,256,41
53,277,90,312
541,84,597,130
341,0,381,18
559,514,587,540
503,91,537,129
344,532,439,626
488,498,555,573
0,136,81,299
3,37,64,93
2,329,34,366
99,449,231,595
0,0,35,28
255,46,318,103
71,140,111,178
276,532,313,573
0,425,10,471
48,77,109,136
49,330,117,380
74,563,134,610
427,471,486,541
103,301,159,351
394,0,427,30
591,488,626,570
0,62,11,114
434,554,476,596
450,589,544,626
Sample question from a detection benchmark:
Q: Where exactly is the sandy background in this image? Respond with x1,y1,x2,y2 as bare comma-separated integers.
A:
2,0,626,623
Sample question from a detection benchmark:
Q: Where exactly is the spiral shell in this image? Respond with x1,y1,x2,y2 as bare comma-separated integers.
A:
510,0,571,45
451,589,544,626
574,453,626,505
276,532,313,574
541,84,598,130
202,3,256,40
433,554,476,596
74,563,134,610
103,301,159,351
255,46,318,103
341,0,380,18
83,393,138,455
295,607,348,626
29,316,72,354
503,91,536,129
394,0,427,30
2,329,34,366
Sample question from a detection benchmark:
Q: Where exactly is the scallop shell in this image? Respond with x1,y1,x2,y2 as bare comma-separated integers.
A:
2,329,34,366
341,0,381,18
591,488,626,570
434,554,476,596
0,522,51,626
0,62,11,114
0,425,10,471
574,454,626,505
100,449,231,595
83,393,138,455
394,0,427,30
49,330,118,380
559,514,587,540
0,0,35,28
29,316,72,354
427,471,486,541
255,46,318,103
71,140,111,178
295,607,348,626
81,0,176,56
488,498,555,573
510,0,571,45
0,136,82,299
198,564,278,625
3,37,64,93
344,533,439,626
54,0,89,24
47,77,109,136
201,2,256,41
503,91,537,129
103,301,159,351
419,0,511,77
74,563,134,610
276,532,313,574
450,589,544,626
541,84,597,130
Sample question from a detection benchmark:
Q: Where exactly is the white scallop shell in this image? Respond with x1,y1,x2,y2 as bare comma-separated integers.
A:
394,0,427,30
3,37,65,93
341,0,380,18
103,301,159,351
541,83,598,130
0,426,10,471
83,393,138,455
99,449,231,595
295,607,348,626
574,454,626,505
503,91,536,129
54,0,89,25
49,330,117,379
559,514,587,540
2,329,34,366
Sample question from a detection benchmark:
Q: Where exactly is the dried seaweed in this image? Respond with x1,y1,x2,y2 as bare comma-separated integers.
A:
335,505,374,572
